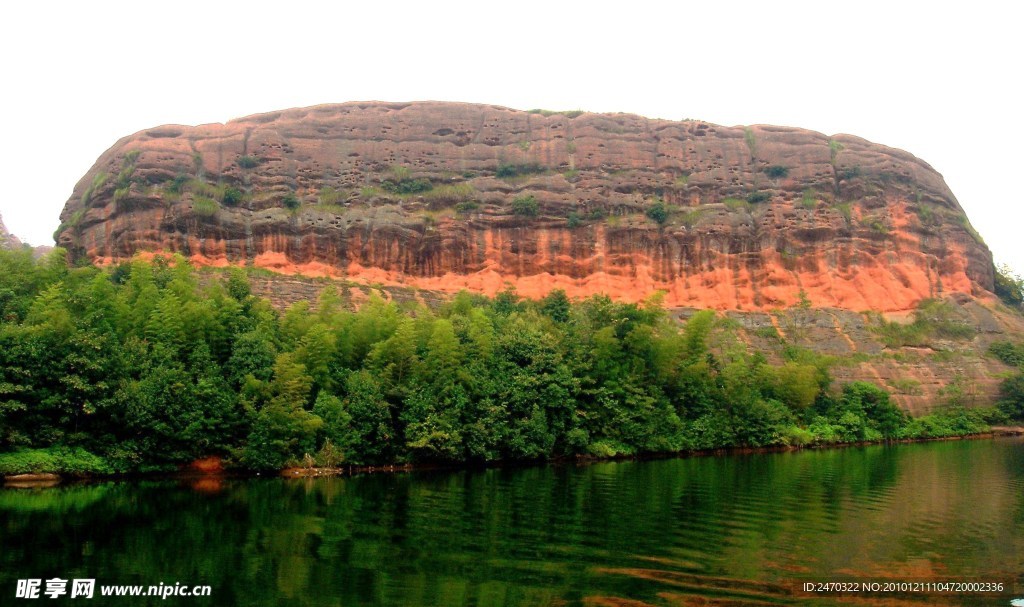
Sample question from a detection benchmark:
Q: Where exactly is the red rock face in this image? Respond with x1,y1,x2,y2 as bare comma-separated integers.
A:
56,101,994,311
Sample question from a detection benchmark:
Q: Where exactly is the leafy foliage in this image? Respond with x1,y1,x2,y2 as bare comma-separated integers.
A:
512,195,539,216
81,172,108,206
990,341,1024,367
0,250,998,473
994,264,1024,308
645,201,669,224
997,372,1024,419
872,299,976,347
222,187,244,207
495,163,545,179
237,155,260,169
381,177,432,195
192,196,219,216
0,447,117,475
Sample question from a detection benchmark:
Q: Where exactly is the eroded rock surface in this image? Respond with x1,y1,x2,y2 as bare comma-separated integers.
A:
57,101,994,312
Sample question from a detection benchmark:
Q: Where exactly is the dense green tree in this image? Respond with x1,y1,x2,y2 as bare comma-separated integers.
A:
338,370,395,464
540,289,571,323
994,264,1024,308
227,328,279,387
242,354,322,469
366,317,419,396
997,373,1024,419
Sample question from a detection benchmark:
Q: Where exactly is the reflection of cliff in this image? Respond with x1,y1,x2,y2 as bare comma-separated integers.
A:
57,102,994,312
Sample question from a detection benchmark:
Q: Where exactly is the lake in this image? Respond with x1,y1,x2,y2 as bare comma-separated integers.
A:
2,438,1022,606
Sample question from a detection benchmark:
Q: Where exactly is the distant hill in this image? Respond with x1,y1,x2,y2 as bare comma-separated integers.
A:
0,212,51,257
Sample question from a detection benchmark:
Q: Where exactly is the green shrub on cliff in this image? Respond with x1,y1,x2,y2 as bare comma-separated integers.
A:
645,201,669,224
422,183,474,204
512,195,538,216
994,264,1024,308
496,163,544,179
237,155,260,169
382,177,432,195
997,373,1024,419
990,341,1024,366
81,172,108,206
192,196,219,216
222,187,244,207
873,299,975,347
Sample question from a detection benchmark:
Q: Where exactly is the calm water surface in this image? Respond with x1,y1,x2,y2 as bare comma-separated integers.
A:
2,438,1023,606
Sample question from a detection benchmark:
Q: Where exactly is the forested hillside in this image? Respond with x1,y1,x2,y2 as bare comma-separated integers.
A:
0,249,1016,475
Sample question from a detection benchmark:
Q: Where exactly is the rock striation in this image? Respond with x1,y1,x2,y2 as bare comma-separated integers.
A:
56,101,995,312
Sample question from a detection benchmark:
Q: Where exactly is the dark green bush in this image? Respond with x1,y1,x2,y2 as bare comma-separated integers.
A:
381,177,432,195
282,193,301,210
746,191,771,204
994,264,1024,308
840,166,862,180
0,447,117,476
222,187,244,206
496,163,544,179
512,195,539,216
997,372,1024,420
990,341,1024,367
645,201,668,224
764,165,789,179
237,156,260,169
166,174,190,195
901,406,991,439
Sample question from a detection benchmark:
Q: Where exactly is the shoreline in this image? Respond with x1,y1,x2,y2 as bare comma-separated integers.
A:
6,427,1022,488
281,426,1024,478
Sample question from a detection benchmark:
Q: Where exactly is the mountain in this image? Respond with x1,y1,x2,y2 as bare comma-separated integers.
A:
53,102,1023,411
55,101,993,313
0,212,21,249
0,212,51,256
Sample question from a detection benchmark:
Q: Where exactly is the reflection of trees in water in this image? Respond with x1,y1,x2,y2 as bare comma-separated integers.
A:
1,440,1022,606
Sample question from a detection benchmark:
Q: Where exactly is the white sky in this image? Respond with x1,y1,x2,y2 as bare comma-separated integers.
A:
1,1,1021,272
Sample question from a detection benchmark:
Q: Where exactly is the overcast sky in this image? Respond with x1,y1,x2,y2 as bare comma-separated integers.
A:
1,1,1021,273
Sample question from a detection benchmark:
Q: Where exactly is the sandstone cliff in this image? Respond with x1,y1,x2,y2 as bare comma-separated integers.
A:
56,101,995,312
